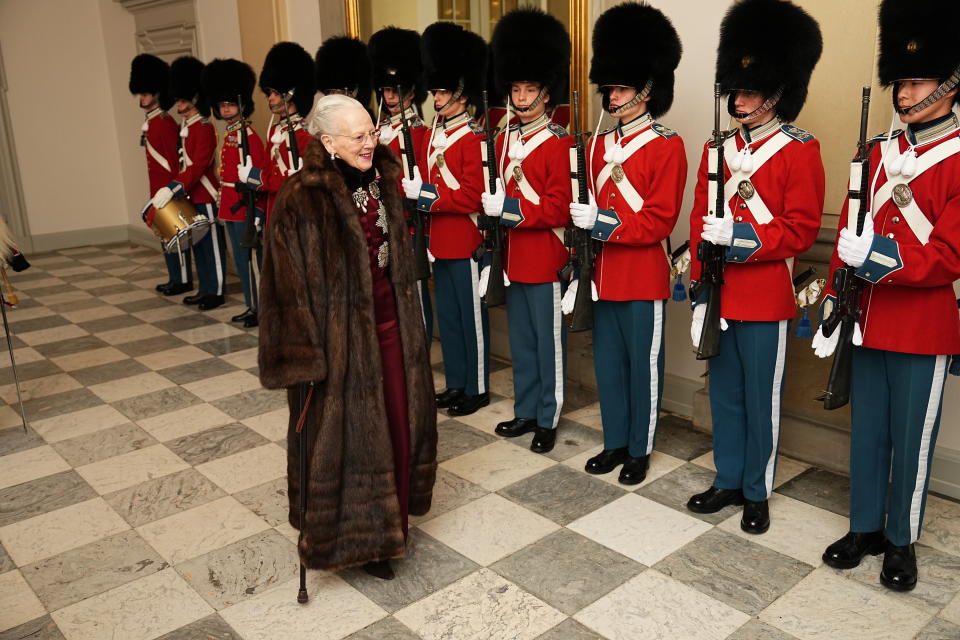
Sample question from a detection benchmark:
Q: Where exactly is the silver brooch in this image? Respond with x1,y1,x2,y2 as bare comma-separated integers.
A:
352,187,367,209
376,204,389,232
377,242,390,268
892,183,913,207
369,181,381,200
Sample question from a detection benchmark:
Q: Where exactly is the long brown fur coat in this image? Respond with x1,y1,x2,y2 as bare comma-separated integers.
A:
258,140,437,571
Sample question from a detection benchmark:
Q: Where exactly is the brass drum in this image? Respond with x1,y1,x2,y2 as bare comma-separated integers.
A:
141,198,211,253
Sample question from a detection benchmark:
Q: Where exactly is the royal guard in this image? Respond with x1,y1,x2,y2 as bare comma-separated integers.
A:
814,0,960,592
129,54,192,295
402,22,489,416
483,8,573,454
200,58,266,328
686,0,824,532
315,35,372,107
369,26,433,344
567,3,685,484
151,56,227,311
254,42,316,225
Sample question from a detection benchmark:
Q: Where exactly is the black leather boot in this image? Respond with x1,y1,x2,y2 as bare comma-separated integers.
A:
530,426,556,454
156,280,173,292
447,392,489,416
741,499,770,534
495,417,537,437
880,542,917,592
183,293,203,305
686,487,745,514
198,295,225,311
162,282,193,296
618,455,650,485
243,312,258,328
584,448,629,475
822,531,885,569
231,308,255,323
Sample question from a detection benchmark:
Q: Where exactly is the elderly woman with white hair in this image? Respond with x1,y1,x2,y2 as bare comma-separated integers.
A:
258,94,437,581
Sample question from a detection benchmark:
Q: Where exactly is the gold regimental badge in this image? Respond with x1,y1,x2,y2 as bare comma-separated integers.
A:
612,164,625,184
893,183,913,207
513,165,524,183
737,180,755,200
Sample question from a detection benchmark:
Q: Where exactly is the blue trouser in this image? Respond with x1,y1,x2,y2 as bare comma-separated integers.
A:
418,279,434,345
192,203,227,296
225,220,260,309
850,347,948,546
507,281,566,429
709,319,788,502
434,258,489,396
594,299,666,457
163,245,192,285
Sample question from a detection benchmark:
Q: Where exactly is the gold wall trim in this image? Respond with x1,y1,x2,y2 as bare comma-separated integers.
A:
344,0,360,38
569,0,589,124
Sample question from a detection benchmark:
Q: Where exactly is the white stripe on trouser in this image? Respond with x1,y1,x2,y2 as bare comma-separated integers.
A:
469,260,486,394
207,211,224,296
646,301,664,455
910,354,948,542
550,282,564,428
763,320,789,497
176,242,187,283
416,280,427,330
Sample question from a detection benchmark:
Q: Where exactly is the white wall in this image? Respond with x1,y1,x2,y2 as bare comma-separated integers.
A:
196,0,243,61
285,0,323,55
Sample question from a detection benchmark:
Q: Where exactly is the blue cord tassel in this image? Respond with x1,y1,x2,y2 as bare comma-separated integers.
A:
795,307,813,338
672,273,687,302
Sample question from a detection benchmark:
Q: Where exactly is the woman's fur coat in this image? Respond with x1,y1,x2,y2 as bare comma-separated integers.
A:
258,139,437,571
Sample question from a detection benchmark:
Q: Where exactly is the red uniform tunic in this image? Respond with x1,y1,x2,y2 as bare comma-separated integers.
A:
172,114,219,205
261,117,313,222
689,120,825,321
495,113,574,283
588,114,687,301
825,123,960,355
142,108,179,194
218,121,267,222
415,111,484,259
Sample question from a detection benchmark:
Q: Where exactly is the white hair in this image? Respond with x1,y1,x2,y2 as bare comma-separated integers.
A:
306,93,365,137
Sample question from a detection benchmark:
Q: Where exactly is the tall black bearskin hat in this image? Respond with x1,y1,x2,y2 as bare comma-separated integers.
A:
421,22,487,107
258,42,316,116
315,36,373,108
201,58,256,120
590,2,681,119
491,8,570,101
878,0,960,106
170,56,209,117
716,0,822,122
368,27,425,104
129,54,173,110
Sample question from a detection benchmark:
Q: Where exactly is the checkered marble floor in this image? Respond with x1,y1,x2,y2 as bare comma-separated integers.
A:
1,244,960,640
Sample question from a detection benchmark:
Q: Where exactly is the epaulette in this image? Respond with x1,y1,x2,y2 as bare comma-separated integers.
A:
780,124,815,143
547,122,569,137
468,121,485,134
652,122,678,139
870,129,903,142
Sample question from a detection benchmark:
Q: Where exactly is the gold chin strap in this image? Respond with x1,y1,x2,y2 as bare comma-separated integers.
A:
511,86,547,113
436,78,466,115
899,65,960,115
733,86,784,123
608,79,653,116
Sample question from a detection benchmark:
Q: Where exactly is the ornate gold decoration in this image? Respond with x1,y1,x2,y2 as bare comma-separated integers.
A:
612,164,625,184
893,183,913,207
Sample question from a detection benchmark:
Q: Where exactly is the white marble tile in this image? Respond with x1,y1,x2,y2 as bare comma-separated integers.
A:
173,323,245,345
575,570,750,640
563,449,685,490
51,568,212,640
6,346,47,366
195,443,287,494
241,408,288,441
395,568,564,640
203,302,250,325
220,572,384,640
78,253,126,264
440,440,556,491
135,345,212,370
759,566,931,640
0,373,81,404
137,403,235,441
33,291,94,306
183,370,262,401
51,346,128,372
0,444,70,489
72,276,126,290
6,305,57,320
0,404,25,429
450,398,517,435
919,495,960,557
45,265,97,276
563,402,603,430
32,404,130,442
60,305,126,324
76,444,189,494
0,498,129,566
17,324,89,346
418,493,559,566
220,347,259,370
100,289,155,305
717,493,848,567
0,570,46,632
132,304,195,323
274,522,299,544
942,590,960,626
94,324,166,345
137,496,270,565
691,452,809,488
88,371,175,402
15,277,66,291
568,493,712,566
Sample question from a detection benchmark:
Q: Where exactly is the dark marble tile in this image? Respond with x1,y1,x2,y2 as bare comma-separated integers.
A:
491,528,644,615
116,333,188,357
726,619,800,640
211,388,286,421
154,314,219,333
76,313,139,334
68,358,149,387
0,359,64,385
409,468,489,525
339,530,478,613
196,333,261,357
655,529,812,615
19,388,104,422
0,425,44,456
115,296,172,313
86,283,140,297
0,542,13,573
653,413,714,461
155,615,242,640
346,617,419,640
0,333,26,350
164,424,269,466
111,386,202,422
50,423,155,467
47,297,104,313
0,615,65,640
7,314,69,334
32,335,110,360
499,465,627,526
104,468,227,527
0,470,97,527
158,357,240,386
637,463,740,524
776,468,850,517
916,618,960,640
845,543,960,615
24,284,78,297
436,419,498,463
20,529,168,611
536,619,604,640
233,478,288,527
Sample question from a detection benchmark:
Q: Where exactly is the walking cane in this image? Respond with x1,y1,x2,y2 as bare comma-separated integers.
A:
294,382,315,603
0,288,28,433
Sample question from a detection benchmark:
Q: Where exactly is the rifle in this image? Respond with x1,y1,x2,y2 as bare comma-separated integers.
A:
280,91,301,172
475,89,506,307
396,84,431,281
819,87,872,410
567,89,595,333
233,95,261,251
690,83,727,359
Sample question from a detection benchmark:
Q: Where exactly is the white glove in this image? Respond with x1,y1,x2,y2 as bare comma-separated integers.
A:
812,323,864,358
570,193,599,230
479,266,490,297
560,280,598,315
690,304,728,347
701,214,734,247
237,157,254,184
503,271,511,287
481,178,505,217
402,166,423,201
151,186,173,210
427,248,436,263
838,215,874,268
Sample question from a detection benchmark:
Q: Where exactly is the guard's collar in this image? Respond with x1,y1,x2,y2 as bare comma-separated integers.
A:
907,112,960,146
226,119,246,133
439,111,470,131
184,113,204,127
388,106,418,126
145,107,163,121
513,112,550,137
617,112,653,139
741,116,783,144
